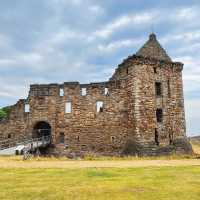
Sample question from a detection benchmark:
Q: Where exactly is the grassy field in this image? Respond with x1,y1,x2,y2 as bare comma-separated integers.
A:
0,165,200,200
0,156,199,200
0,139,199,200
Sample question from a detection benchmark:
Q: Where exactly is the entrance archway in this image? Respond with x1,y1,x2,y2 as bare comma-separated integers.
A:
33,121,51,138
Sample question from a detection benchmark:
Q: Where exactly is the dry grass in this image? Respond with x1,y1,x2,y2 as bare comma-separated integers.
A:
190,137,200,154
0,139,199,169
0,155,199,169
0,165,200,200
0,145,199,199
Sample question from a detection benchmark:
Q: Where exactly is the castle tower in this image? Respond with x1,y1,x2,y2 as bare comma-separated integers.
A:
112,33,192,155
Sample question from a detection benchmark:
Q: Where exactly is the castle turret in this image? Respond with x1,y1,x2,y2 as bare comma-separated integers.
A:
121,33,192,155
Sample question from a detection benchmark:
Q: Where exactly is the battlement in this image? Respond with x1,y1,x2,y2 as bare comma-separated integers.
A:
29,79,123,98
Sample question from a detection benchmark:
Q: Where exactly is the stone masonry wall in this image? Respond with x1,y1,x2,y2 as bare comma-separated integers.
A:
0,54,192,156
111,55,191,155
0,100,29,140
0,79,130,156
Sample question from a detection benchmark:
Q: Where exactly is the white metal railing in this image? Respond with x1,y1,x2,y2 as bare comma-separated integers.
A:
0,135,51,151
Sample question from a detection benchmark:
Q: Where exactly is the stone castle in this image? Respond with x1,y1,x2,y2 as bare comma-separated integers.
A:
0,33,192,156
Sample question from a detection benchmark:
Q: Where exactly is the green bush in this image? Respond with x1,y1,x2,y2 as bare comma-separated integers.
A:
0,109,7,120
0,106,11,120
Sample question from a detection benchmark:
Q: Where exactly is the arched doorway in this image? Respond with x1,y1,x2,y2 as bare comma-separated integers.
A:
33,121,51,138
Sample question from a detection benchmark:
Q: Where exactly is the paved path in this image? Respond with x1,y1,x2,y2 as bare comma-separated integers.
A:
0,157,200,168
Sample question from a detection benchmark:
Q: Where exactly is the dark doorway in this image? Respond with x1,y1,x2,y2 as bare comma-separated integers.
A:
33,121,51,138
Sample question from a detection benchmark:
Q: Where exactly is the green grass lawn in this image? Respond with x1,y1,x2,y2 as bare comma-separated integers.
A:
0,166,200,200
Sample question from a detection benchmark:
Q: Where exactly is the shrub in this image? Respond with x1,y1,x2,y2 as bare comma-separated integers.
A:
0,106,11,120
0,109,7,120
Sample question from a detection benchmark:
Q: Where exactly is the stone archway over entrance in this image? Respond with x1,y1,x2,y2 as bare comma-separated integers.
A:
33,121,51,138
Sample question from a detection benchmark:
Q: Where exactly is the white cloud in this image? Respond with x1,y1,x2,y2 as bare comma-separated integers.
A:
0,59,16,66
0,34,11,48
91,11,158,39
175,7,198,21
50,0,82,6
42,28,86,47
49,0,104,15
173,56,200,93
97,38,143,53
0,52,43,69
185,98,200,136
0,83,28,100
161,30,200,46
88,5,104,14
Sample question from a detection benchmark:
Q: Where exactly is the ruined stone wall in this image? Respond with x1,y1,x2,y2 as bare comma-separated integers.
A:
53,81,129,155
0,100,29,141
0,54,191,156
0,79,130,155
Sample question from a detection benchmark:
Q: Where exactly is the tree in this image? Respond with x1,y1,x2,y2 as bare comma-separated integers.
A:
0,106,11,120
0,109,7,120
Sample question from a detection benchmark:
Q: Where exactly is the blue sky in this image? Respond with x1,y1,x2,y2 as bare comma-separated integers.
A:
0,0,199,136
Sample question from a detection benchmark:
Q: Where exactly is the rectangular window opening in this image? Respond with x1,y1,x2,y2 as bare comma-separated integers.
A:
81,88,87,96
155,82,162,96
169,131,173,145
59,132,65,144
25,104,30,113
60,88,64,96
153,67,157,73
65,102,72,113
167,80,171,98
8,134,12,139
76,135,80,142
105,87,109,95
96,101,104,113
155,129,159,146
156,108,163,123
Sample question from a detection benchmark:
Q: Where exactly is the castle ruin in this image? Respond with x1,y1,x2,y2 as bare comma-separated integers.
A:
0,33,192,156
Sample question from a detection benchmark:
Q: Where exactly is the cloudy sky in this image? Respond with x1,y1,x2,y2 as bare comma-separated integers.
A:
0,0,199,136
